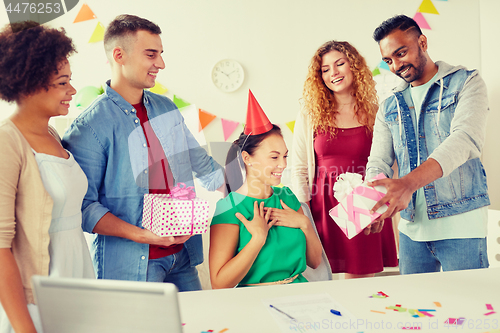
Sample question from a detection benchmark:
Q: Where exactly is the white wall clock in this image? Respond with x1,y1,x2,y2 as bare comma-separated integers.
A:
211,59,245,93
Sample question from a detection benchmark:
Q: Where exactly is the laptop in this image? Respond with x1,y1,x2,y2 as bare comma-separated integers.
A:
32,276,183,333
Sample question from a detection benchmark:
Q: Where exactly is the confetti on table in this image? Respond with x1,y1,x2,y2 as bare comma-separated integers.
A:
444,317,465,326
485,311,497,316
418,311,435,317
434,302,442,307
414,311,426,318
219,329,229,333
371,310,386,314
401,326,421,330
369,291,389,298
387,306,407,312
486,304,494,310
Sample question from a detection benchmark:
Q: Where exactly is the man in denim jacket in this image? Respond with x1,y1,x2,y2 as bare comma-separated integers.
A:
63,15,224,290
365,15,489,274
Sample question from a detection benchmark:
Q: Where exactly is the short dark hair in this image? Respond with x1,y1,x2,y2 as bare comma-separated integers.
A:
104,14,161,55
0,21,75,103
224,125,282,196
373,15,422,43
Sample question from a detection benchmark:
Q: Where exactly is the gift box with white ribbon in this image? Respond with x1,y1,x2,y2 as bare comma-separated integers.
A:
329,173,388,239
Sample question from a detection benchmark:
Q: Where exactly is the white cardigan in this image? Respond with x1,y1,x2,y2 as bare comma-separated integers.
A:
291,109,316,203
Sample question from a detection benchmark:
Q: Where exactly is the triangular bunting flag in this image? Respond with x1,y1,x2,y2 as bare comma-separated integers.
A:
418,0,439,14
413,12,431,30
378,60,390,71
198,109,217,132
221,118,240,141
286,120,296,133
173,95,191,110
73,3,96,23
88,22,105,43
149,82,168,95
372,67,381,76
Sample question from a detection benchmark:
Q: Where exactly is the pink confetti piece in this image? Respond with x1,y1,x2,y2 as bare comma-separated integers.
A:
485,311,496,316
487,304,494,311
445,317,466,326
401,327,421,330
418,311,435,317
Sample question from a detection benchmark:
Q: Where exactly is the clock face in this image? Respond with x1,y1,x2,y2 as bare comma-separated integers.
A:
211,59,244,93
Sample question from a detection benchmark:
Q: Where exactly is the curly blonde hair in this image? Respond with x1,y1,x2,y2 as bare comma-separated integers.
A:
303,40,378,135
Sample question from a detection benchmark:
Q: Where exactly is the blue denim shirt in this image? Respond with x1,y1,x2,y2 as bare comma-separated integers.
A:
367,61,490,221
62,81,224,281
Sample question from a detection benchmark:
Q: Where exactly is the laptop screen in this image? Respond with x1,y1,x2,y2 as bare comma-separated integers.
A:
32,276,183,333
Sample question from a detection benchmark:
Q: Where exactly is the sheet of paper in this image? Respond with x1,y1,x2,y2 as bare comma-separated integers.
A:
262,293,360,333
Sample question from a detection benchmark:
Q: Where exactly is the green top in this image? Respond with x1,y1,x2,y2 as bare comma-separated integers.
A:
211,186,307,285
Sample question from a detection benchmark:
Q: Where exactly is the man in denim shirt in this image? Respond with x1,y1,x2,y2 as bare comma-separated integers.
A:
63,15,224,290
365,15,489,274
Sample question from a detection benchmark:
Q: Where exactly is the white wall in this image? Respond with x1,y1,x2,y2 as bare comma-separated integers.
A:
1,0,495,204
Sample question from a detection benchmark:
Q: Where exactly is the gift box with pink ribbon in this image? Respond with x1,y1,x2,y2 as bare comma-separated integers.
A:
142,183,210,237
328,173,389,239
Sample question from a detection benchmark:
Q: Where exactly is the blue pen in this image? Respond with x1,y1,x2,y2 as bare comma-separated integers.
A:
330,309,342,316
270,304,297,321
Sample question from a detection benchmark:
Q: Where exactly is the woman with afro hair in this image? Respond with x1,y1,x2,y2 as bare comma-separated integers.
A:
291,40,398,279
0,21,94,332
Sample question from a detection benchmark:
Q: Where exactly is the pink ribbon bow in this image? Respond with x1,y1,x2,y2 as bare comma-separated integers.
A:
169,183,196,200
169,183,196,235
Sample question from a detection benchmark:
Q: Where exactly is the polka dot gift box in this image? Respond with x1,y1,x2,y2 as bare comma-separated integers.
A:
142,183,210,237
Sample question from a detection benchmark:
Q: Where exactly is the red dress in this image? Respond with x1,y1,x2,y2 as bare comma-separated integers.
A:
310,126,398,274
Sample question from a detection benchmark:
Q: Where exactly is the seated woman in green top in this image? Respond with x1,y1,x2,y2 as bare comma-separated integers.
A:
209,91,322,289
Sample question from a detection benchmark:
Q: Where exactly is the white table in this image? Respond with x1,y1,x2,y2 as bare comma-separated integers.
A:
178,268,500,332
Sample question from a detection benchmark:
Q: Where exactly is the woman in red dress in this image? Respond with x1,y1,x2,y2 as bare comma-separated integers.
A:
291,40,398,278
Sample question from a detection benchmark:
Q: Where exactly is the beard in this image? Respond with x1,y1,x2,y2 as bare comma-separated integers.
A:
396,47,427,83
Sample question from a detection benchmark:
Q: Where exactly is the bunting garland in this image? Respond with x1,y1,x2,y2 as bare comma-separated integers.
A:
414,0,441,30
199,109,217,132
413,12,431,30
221,118,240,141
378,60,390,71
418,0,439,14
150,82,168,95
173,95,191,109
73,3,96,23
88,22,105,43
71,0,447,142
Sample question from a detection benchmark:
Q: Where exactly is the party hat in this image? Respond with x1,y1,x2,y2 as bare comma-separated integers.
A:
244,90,273,135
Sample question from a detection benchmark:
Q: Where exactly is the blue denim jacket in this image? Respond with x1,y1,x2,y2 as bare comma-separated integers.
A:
62,81,224,281
367,61,490,221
